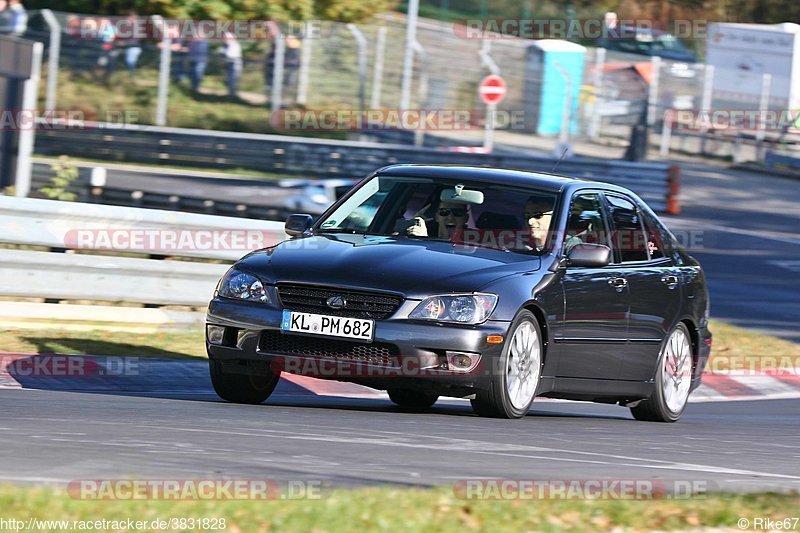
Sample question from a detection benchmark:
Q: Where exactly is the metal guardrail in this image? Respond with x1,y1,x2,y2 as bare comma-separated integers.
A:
29,161,294,220
34,123,679,213
0,196,287,306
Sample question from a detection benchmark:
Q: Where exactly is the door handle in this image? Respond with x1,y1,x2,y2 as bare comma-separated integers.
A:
661,275,679,289
608,277,628,292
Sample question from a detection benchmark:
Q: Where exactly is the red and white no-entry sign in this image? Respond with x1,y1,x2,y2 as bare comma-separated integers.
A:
478,75,507,105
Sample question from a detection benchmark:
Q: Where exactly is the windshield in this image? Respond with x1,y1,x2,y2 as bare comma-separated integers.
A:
316,175,558,254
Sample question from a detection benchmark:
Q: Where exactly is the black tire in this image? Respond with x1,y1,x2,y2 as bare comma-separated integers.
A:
630,323,693,422
209,360,280,405
387,388,438,410
471,310,543,419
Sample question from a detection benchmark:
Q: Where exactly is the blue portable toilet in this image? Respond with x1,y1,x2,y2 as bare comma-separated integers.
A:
522,40,586,135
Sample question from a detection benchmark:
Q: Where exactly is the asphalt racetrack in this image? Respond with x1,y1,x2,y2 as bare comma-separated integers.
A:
3,160,798,495
1,382,798,493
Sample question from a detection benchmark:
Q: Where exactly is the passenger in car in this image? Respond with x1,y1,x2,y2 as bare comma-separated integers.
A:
403,200,471,239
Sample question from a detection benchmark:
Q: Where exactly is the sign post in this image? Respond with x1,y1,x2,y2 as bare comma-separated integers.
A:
479,75,506,152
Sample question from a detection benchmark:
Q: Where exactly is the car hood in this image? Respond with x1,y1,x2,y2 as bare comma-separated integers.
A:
236,234,541,298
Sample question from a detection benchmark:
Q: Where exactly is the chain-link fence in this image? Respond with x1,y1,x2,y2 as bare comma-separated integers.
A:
16,9,800,160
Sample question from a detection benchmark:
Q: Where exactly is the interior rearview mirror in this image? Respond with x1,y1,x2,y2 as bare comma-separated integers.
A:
285,214,314,237
440,184,484,205
567,243,611,268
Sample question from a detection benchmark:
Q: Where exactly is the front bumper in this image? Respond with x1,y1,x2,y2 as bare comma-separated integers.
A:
206,298,511,394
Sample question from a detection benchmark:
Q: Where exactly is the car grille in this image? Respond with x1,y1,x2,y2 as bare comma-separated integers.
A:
277,284,403,320
259,331,399,366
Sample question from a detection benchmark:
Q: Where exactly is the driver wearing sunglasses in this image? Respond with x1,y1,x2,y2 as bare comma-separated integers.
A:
524,196,553,250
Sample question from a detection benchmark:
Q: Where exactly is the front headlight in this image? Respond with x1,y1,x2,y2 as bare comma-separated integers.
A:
217,268,270,303
409,293,497,324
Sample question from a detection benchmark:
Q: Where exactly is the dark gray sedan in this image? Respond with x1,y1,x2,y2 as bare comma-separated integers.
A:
206,165,711,422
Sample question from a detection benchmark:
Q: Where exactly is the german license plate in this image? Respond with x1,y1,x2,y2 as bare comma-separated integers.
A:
281,310,374,341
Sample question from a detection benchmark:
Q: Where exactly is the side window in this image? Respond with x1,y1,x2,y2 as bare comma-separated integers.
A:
605,195,648,263
564,193,611,255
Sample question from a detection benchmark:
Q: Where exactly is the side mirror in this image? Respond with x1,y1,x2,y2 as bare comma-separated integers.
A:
567,243,611,268
285,214,314,237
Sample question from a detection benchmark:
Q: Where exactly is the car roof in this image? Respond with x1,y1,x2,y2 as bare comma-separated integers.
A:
373,164,630,196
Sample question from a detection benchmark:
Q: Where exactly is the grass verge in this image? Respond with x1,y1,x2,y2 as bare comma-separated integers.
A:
708,319,800,370
2,319,798,365
0,328,206,359
0,484,797,532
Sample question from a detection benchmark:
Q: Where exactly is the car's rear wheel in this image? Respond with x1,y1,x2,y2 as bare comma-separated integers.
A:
471,310,542,419
387,388,438,410
209,360,280,404
630,323,693,422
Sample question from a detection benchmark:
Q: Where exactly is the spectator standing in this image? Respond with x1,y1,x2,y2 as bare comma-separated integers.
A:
63,15,87,73
161,24,188,83
2,0,26,36
187,34,209,94
265,34,302,106
221,32,242,99
0,1,12,35
122,11,142,77
264,38,275,95
96,17,116,84
283,35,301,105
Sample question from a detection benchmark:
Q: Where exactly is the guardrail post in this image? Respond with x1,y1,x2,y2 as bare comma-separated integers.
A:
666,165,681,215
733,133,744,165
89,165,107,203
371,26,387,109
40,9,61,112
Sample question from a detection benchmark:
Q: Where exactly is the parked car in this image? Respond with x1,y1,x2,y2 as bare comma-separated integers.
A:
281,178,357,215
206,165,711,421
598,26,698,78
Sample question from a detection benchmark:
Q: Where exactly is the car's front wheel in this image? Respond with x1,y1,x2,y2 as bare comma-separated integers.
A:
209,360,280,404
387,388,438,410
471,310,543,419
630,323,693,422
